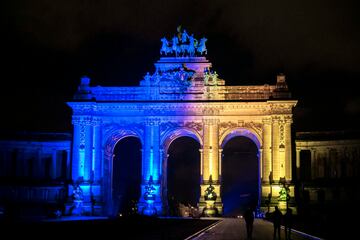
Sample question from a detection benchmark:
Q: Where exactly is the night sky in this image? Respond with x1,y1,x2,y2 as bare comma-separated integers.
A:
1,0,360,133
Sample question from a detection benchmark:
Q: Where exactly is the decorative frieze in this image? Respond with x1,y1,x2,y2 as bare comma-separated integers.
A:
202,107,221,115
160,121,203,138
244,121,263,137
185,121,203,132
270,103,295,114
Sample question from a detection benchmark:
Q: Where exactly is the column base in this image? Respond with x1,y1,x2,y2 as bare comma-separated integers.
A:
137,200,162,216
65,183,104,216
198,196,223,216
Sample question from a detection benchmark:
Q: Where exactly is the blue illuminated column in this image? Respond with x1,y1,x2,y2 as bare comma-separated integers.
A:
92,119,102,181
68,116,95,215
83,118,93,182
91,118,102,214
138,118,162,215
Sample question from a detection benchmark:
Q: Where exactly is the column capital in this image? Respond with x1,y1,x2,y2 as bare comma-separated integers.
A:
284,115,293,124
310,148,317,153
271,116,281,123
72,116,101,126
203,119,219,125
145,118,160,126
92,117,103,126
262,117,272,125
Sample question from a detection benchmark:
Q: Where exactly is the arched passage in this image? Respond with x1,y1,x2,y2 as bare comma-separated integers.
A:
221,132,260,216
167,136,200,215
112,136,142,216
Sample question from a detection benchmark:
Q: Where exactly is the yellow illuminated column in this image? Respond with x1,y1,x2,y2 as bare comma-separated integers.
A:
296,148,301,180
259,148,263,179
218,148,223,179
210,121,219,181
200,119,222,215
202,119,219,181
202,120,210,180
262,118,272,182
284,117,292,180
311,149,316,179
272,117,280,181
199,149,203,177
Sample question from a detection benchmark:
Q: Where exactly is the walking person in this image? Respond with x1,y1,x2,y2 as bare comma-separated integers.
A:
273,206,283,239
284,208,293,240
244,207,255,239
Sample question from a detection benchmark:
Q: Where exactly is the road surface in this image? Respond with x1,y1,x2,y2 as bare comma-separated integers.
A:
188,218,321,240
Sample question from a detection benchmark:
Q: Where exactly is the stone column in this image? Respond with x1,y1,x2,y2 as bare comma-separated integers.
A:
68,116,95,215
202,119,219,181
66,150,71,180
296,149,301,180
92,119,102,182
272,117,280,181
37,148,43,179
52,149,57,179
138,118,162,215
142,119,160,181
160,149,168,213
325,148,330,178
84,120,93,182
71,117,81,182
310,149,316,180
200,119,222,215
284,117,292,180
199,149,204,178
218,149,223,180
90,118,102,215
259,148,263,180
262,118,272,182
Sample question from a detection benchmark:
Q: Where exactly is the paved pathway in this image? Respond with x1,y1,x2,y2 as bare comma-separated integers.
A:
188,218,322,240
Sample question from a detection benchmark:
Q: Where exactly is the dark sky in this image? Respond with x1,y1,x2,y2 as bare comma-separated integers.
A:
1,0,359,133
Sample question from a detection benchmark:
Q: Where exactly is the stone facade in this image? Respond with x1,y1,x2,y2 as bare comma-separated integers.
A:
295,131,360,206
67,54,297,216
0,132,71,217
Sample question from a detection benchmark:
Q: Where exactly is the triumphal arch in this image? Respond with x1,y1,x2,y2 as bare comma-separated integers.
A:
67,29,297,216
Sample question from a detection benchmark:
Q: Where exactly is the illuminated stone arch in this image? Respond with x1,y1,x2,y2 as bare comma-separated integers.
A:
161,127,203,153
103,128,143,215
219,127,263,210
220,127,262,149
160,127,203,213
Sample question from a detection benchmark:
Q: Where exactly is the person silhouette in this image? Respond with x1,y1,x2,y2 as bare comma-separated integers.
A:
244,207,255,239
284,208,293,240
273,206,283,239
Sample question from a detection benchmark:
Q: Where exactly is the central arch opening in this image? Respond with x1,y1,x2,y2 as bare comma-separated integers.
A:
167,136,200,216
112,136,142,216
222,136,259,216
